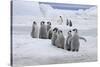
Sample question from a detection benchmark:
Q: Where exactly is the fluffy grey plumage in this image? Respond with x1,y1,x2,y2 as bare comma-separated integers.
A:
55,30,65,49
70,28,87,52
51,28,58,46
31,21,38,38
47,22,51,32
39,21,48,39
65,30,72,51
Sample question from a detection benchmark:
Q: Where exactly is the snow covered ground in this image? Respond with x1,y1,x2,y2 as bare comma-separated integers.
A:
12,18,97,66
12,31,97,66
12,1,97,66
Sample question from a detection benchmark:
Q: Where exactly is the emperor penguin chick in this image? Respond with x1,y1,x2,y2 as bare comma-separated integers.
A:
70,28,87,52
51,28,58,46
47,21,51,32
65,30,72,51
39,21,48,39
55,30,65,49
47,22,52,39
47,28,53,39
31,21,38,38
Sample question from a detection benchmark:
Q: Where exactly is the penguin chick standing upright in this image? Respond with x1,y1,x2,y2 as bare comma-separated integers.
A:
47,22,52,39
47,21,51,32
70,28,87,52
66,19,69,26
65,30,72,51
55,30,65,49
31,21,38,38
47,28,53,39
69,20,72,27
51,28,58,46
39,21,48,39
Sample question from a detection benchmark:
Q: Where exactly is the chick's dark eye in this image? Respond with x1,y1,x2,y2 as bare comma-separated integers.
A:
73,29,75,31
69,30,71,32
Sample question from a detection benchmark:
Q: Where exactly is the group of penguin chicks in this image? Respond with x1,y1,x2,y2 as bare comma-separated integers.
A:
31,21,87,52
